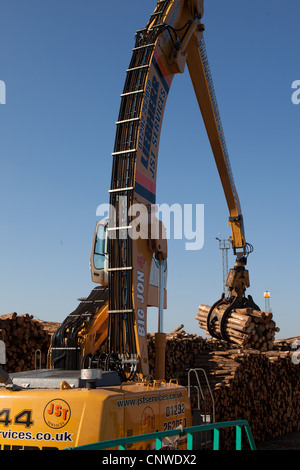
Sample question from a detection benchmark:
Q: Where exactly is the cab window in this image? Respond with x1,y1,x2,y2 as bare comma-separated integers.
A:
93,224,106,270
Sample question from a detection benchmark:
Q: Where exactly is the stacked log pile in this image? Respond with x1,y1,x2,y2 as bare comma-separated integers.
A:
1,310,299,448
147,325,235,380
205,349,300,448
272,336,300,351
196,304,279,350
0,313,55,372
148,327,300,448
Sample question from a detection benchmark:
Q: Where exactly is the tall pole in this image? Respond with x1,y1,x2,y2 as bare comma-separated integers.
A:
158,260,164,333
216,235,231,297
155,259,166,381
264,291,271,312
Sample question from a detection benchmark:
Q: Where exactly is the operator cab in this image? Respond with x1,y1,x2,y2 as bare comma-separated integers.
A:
90,221,108,285
90,220,167,308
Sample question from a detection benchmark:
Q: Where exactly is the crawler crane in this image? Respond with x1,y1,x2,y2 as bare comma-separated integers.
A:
0,0,259,450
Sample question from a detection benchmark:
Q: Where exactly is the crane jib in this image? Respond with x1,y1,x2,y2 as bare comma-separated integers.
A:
48,0,249,378
106,0,178,377
136,52,171,205
107,0,246,377
49,0,247,379
198,37,241,215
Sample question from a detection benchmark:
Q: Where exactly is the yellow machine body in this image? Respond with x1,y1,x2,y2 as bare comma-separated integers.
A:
0,380,192,450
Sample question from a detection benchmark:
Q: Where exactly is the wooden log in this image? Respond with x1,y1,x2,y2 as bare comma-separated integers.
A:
169,335,300,446
170,324,184,334
196,303,279,350
0,313,52,373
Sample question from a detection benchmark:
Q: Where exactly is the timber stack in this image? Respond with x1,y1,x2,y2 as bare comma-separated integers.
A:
147,326,234,380
1,312,299,448
186,347,300,448
195,303,279,350
148,327,300,448
0,313,53,371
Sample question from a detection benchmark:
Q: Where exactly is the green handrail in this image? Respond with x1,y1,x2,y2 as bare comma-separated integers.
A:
65,419,256,451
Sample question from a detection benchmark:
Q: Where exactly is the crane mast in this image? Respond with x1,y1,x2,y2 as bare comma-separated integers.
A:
51,0,258,378
106,0,256,376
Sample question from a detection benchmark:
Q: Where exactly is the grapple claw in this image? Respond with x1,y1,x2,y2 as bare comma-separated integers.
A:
207,294,260,342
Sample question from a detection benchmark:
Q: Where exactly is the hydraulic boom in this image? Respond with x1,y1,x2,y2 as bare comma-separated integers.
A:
51,0,259,378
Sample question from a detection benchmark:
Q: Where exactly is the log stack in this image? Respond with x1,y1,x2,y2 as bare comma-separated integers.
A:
147,326,234,380
1,310,299,449
0,313,55,372
190,348,300,448
195,304,279,350
148,327,300,448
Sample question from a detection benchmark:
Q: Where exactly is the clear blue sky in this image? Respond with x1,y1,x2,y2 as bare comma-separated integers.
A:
0,0,299,340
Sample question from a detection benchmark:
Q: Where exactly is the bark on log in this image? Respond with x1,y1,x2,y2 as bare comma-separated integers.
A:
0,313,59,371
195,304,279,350
147,329,300,449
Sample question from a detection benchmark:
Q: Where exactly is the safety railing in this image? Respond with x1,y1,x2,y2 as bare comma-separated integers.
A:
65,419,256,451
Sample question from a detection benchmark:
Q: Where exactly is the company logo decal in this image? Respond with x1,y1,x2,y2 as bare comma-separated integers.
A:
43,399,71,429
141,406,155,433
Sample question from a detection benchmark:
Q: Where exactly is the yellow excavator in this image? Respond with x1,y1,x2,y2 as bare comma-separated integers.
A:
0,0,259,450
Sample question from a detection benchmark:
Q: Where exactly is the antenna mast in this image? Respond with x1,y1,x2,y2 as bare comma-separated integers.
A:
216,234,231,297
